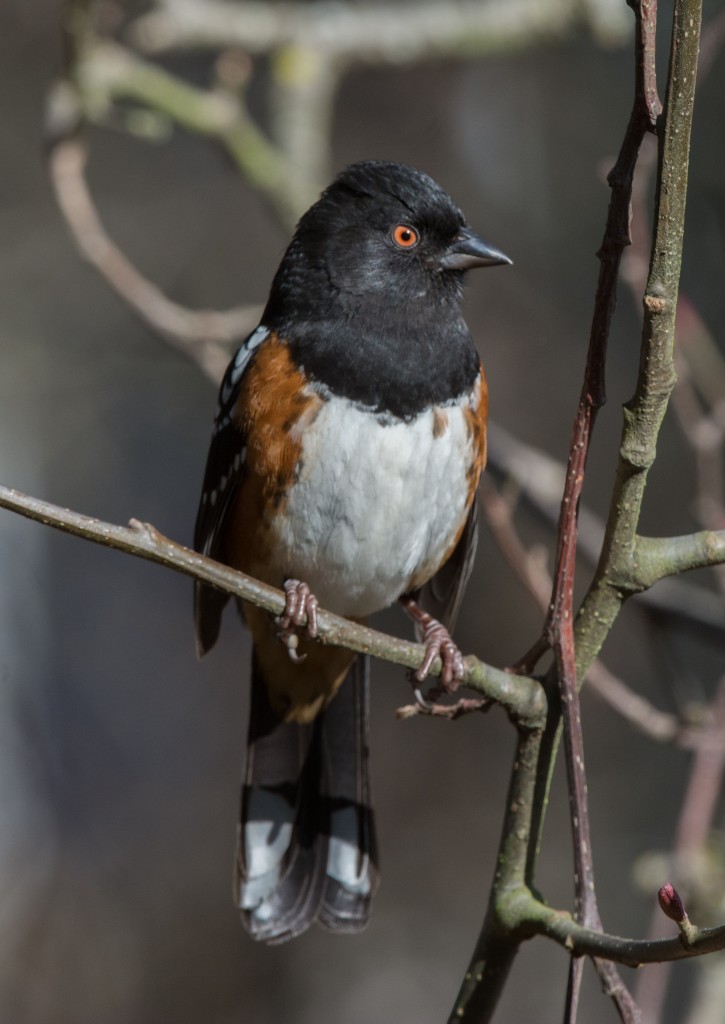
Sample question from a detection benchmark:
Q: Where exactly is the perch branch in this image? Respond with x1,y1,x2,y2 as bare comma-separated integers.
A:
0,483,545,729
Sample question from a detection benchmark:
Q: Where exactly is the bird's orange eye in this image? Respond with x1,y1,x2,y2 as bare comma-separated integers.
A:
392,224,419,249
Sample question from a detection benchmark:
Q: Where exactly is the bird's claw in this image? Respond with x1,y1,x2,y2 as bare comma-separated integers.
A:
276,579,319,663
415,617,465,693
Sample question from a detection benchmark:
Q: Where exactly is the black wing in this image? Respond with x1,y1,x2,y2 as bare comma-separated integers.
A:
193,326,269,656
413,498,479,634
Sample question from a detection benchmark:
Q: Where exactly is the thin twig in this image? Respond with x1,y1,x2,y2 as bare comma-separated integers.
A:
395,696,491,720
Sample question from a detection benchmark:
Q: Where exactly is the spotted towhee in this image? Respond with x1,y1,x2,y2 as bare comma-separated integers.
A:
194,160,510,943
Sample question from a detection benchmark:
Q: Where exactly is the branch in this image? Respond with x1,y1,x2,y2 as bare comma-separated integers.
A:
529,1,664,1016
573,0,703,679
451,0,704,1019
586,659,683,745
446,724,546,1023
452,882,725,989
525,894,725,966
487,423,725,643
518,0,661,675
0,483,545,729
46,128,258,382
635,676,725,1019
131,0,631,60
480,476,714,750
632,531,725,588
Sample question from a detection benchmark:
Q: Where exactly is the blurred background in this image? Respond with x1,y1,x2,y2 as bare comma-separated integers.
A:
1,1,725,1022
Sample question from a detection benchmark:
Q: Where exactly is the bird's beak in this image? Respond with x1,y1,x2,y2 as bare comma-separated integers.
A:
441,227,512,270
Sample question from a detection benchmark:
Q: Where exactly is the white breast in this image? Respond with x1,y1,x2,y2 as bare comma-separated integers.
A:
266,383,479,618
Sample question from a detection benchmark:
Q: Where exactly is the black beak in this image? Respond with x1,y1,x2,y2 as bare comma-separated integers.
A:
441,227,512,271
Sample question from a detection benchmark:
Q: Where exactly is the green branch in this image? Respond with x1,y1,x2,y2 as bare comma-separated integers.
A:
74,41,302,227
632,530,725,588
529,897,725,966
450,1,707,1020
574,0,703,678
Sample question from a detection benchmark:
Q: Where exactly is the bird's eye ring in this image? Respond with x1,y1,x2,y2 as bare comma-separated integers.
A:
391,224,419,249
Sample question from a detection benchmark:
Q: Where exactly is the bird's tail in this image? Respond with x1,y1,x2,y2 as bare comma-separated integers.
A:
235,653,378,943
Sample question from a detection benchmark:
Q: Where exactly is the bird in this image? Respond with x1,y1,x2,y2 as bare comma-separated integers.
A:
193,160,511,943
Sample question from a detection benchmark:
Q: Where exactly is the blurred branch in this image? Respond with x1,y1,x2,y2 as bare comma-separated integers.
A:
636,677,725,1020
49,0,632,369
480,477,715,749
0,483,545,729
47,126,258,381
130,0,631,59
488,423,725,643
586,660,684,745
64,36,308,225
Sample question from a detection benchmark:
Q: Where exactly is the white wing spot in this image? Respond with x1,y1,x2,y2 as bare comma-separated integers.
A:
213,414,232,436
230,325,270,387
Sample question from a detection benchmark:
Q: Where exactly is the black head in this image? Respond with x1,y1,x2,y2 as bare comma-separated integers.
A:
266,161,509,318
263,161,511,418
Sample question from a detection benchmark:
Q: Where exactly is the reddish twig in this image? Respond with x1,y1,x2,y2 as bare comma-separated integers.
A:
522,4,663,1020
395,696,491,720
517,0,661,676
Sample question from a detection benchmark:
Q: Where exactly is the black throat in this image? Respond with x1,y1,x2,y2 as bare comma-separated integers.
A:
288,317,479,420
265,286,480,420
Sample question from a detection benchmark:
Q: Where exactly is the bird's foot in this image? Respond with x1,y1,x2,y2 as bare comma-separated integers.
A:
276,579,319,663
400,596,465,704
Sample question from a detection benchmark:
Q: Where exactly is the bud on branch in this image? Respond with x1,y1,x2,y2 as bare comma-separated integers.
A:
658,883,698,947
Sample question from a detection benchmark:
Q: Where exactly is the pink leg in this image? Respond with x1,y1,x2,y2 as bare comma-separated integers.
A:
400,595,465,694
